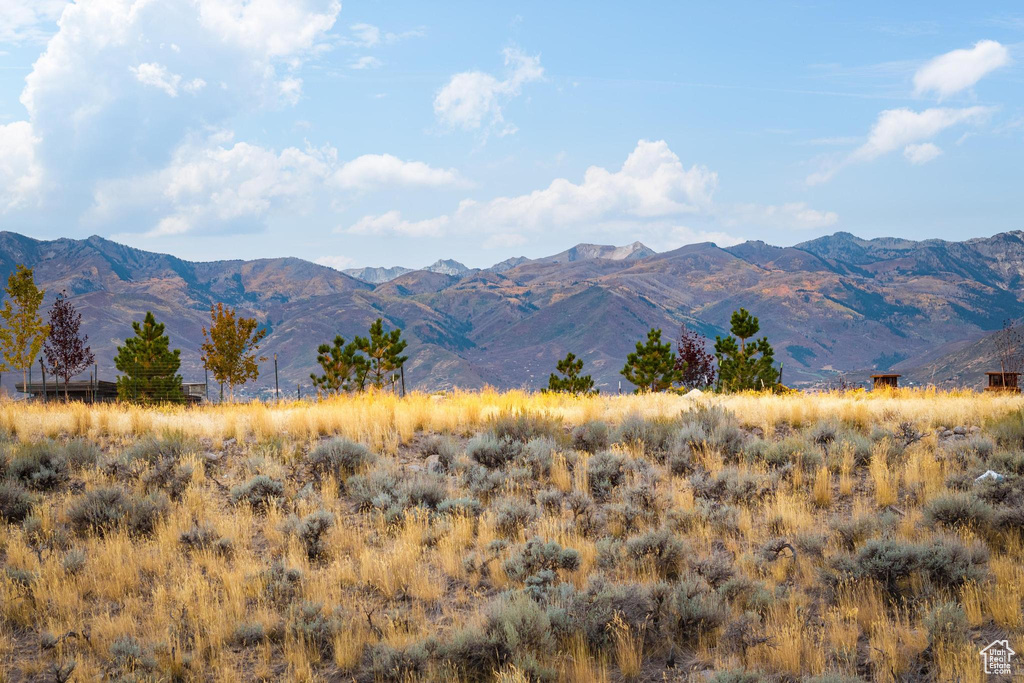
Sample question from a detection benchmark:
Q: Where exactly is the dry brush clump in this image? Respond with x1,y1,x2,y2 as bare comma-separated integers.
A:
0,390,1022,681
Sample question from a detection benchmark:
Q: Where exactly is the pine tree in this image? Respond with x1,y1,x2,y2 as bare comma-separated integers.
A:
546,352,597,395
310,335,368,396
43,291,95,400
114,311,184,403
355,318,408,389
714,308,780,392
676,324,716,388
0,265,49,392
620,327,683,393
200,303,268,402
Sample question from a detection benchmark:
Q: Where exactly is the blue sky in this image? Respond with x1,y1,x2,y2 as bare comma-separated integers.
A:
0,1,1021,269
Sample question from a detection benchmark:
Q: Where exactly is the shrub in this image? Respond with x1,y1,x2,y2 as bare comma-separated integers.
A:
67,487,129,535
123,432,192,464
126,492,169,536
625,528,687,579
8,442,69,490
263,563,303,604
918,538,987,588
141,459,194,500
851,538,921,596
467,434,521,469
924,602,968,644
63,439,101,470
437,497,482,517
232,622,266,646
923,492,994,530
503,537,580,582
587,451,627,501
692,552,734,588
690,468,770,504
832,515,877,551
569,579,668,651
490,411,562,443
294,509,334,561
349,469,448,522
536,488,562,512
230,475,285,511
667,575,727,644
108,635,154,674
369,643,429,682
674,404,744,458
572,421,609,452
518,437,556,477
990,409,1024,448
494,500,538,537
0,482,33,523
614,414,675,453
62,549,87,575
307,438,376,481
289,602,338,658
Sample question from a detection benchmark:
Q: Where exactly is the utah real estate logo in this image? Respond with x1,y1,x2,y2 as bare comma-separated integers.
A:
981,639,1016,676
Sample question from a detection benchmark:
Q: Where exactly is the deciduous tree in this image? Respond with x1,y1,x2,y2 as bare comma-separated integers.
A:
200,303,267,401
43,292,95,400
355,318,407,390
714,308,779,392
114,311,184,403
994,319,1023,387
310,335,368,396
0,265,49,391
676,324,716,389
546,352,597,395
621,328,683,393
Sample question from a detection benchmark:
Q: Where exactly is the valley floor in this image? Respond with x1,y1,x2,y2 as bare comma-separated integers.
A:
1,390,1023,682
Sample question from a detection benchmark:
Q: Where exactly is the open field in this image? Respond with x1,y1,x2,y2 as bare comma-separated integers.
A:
1,390,1023,681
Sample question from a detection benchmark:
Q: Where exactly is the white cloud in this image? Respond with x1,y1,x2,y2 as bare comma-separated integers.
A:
130,63,183,97
913,40,1010,99
333,154,465,191
0,0,66,43
350,56,382,70
347,210,451,238
315,255,355,270
434,47,544,132
90,133,462,237
808,106,991,183
3,0,341,219
903,142,942,165
341,22,425,47
0,121,43,211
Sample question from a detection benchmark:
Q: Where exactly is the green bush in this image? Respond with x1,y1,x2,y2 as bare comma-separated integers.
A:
467,434,521,469
503,537,580,581
918,538,987,588
587,451,627,502
67,487,168,537
494,499,538,537
8,442,69,490
307,438,376,481
572,421,609,452
923,492,994,530
625,528,687,580
230,475,285,511
294,509,334,561
0,482,33,523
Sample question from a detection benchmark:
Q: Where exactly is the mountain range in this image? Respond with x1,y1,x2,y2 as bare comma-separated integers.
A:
0,229,1021,396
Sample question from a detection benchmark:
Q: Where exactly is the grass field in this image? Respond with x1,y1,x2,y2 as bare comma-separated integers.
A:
1,389,1023,682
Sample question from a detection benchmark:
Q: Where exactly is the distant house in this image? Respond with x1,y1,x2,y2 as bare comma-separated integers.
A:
16,380,205,403
871,373,900,389
985,371,1020,393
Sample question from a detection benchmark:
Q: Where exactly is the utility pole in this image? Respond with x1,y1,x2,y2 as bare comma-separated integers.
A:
274,353,280,402
400,366,406,397
39,358,46,404
204,366,209,402
297,383,301,401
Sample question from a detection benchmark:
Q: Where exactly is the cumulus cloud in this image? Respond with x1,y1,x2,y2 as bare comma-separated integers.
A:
0,121,43,211
90,132,463,237
333,154,465,191
725,202,839,231
341,22,425,47
1,0,342,222
808,106,991,184
0,0,66,43
913,40,1010,99
350,56,383,70
434,47,544,133
347,210,451,238
903,142,942,165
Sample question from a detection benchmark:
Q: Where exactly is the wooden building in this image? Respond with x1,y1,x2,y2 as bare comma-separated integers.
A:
871,373,900,389
16,380,205,403
985,371,1021,393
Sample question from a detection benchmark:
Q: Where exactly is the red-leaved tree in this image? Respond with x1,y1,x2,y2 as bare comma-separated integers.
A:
43,292,95,400
676,324,717,388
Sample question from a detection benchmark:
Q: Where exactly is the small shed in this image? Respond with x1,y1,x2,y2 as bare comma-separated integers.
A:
871,373,901,390
985,372,1021,393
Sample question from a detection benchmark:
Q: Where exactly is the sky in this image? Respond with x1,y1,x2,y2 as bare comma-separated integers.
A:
0,2,1022,270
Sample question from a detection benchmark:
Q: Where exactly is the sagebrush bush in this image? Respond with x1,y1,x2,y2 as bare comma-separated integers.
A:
63,438,102,470
0,481,33,523
490,410,562,443
614,413,675,453
625,528,687,579
293,509,334,561
503,537,580,581
123,431,192,464
923,492,994,530
67,486,168,537
571,420,609,452
467,434,521,469
690,467,770,504
494,499,538,537
8,442,69,490
230,475,285,511
307,437,376,481
587,450,627,501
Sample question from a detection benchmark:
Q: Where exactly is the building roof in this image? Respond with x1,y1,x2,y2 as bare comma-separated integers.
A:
985,371,1021,376
870,374,901,378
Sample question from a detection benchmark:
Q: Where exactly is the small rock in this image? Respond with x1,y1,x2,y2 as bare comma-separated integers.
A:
203,451,221,462
942,430,954,438
953,426,967,435
425,454,445,474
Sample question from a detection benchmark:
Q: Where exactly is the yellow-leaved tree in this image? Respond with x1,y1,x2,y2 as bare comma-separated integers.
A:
200,303,267,402
0,265,49,392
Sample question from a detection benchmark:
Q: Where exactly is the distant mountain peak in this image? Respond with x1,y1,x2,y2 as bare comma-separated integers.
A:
342,265,413,284
425,259,470,276
538,241,656,264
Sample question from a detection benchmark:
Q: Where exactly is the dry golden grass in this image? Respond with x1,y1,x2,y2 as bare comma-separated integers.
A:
0,388,1021,681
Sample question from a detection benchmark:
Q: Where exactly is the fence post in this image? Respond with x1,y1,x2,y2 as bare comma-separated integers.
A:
297,383,301,401
204,366,209,402
40,358,46,404
28,363,32,398
274,353,280,402
400,366,406,398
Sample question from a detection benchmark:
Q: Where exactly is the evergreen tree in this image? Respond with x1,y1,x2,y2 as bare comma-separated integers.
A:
714,308,780,392
620,327,683,393
676,324,717,388
0,265,49,391
546,352,597,395
114,311,184,403
43,291,95,400
200,303,268,402
310,335,368,396
355,318,408,389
